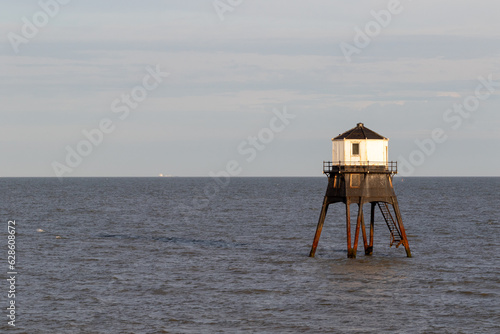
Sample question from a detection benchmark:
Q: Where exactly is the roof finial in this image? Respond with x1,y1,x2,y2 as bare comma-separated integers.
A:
357,122,364,128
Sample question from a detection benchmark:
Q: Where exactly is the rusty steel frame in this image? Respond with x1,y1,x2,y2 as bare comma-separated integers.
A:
309,162,411,259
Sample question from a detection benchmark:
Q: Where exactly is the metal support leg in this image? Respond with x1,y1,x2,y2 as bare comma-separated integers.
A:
346,200,353,258
366,202,375,255
309,196,329,257
361,205,368,255
392,199,412,258
351,200,363,258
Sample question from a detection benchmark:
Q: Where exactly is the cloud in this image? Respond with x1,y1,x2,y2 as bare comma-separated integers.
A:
436,92,461,98
1,0,500,176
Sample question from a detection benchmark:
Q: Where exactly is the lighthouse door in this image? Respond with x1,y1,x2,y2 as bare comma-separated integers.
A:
350,142,361,165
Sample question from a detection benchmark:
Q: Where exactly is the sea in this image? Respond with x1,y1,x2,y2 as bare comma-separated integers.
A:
0,177,498,333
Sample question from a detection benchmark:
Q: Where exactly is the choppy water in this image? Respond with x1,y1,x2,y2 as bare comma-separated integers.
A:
0,177,499,333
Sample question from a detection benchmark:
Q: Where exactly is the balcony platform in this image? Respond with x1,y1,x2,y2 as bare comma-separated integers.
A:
323,161,397,174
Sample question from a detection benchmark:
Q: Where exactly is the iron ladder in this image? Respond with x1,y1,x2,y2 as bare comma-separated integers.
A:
377,202,403,248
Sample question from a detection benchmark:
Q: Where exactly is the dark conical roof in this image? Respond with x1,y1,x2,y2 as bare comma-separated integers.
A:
333,123,387,140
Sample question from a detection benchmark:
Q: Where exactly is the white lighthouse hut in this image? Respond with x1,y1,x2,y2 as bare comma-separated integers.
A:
332,123,388,166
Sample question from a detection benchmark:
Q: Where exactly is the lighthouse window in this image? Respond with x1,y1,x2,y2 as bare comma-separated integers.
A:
352,143,360,155
350,174,361,188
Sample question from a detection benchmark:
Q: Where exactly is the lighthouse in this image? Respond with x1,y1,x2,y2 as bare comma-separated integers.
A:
309,123,411,258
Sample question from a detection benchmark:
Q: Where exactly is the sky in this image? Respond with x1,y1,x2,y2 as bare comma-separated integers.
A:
1,0,500,177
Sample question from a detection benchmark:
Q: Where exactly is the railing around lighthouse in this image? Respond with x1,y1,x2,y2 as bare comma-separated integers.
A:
323,161,397,174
